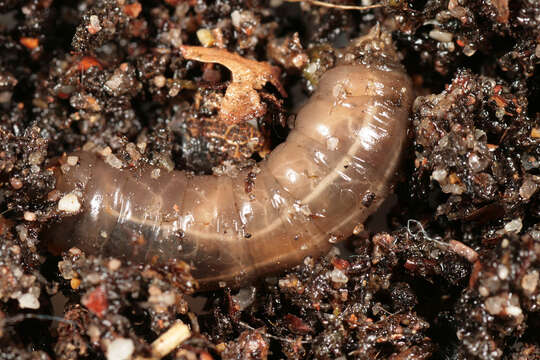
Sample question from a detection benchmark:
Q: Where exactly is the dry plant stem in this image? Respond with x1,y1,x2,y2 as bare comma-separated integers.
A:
180,45,286,124
286,0,384,11
136,321,191,360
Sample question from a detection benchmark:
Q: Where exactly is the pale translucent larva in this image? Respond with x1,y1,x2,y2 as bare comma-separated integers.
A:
44,31,413,290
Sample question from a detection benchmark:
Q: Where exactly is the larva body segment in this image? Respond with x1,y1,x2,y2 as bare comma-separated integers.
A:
45,42,413,290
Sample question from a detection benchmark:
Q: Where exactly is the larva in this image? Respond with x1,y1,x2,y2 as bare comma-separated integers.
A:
44,30,413,290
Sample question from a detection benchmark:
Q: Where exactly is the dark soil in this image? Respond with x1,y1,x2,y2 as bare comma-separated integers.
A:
0,1,538,359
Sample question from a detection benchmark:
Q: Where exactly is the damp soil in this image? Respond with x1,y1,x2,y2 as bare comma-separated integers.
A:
0,1,539,359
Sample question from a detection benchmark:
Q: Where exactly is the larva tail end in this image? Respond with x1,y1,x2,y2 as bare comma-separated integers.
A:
52,151,97,195
343,25,406,73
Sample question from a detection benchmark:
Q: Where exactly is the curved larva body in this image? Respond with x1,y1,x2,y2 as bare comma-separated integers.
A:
45,63,413,289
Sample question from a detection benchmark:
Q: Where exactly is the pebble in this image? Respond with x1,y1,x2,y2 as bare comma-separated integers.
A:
196,28,215,47
108,258,122,271
88,15,102,34
231,10,242,27
330,269,349,283
485,295,504,315
521,270,538,294
497,265,509,280
106,338,134,360
23,211,36,221
58,193,81,213
519,178,537,199
153,75,166,88
432,168,447,182
67,155,79,166
105,74,124,93
28,151,43,165
105,153,123,169
504,218,522,233
18,293,40,309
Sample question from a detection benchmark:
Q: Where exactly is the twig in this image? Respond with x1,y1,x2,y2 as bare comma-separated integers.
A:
286,0,384,11
136,320,191,360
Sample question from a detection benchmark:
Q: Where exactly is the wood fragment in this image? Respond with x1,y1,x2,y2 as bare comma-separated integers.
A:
135,320,191,360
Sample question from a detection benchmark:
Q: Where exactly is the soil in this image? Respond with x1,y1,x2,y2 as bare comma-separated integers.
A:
0,0,538,359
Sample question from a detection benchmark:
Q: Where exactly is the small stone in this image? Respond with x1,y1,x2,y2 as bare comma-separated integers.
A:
330,269,348,283
88,325,101,343
18,293,40,309
432,169,447,182
105,154,123,169
70,278,81,289
506,304,522,317
23,211,36,221
125,143,141,162
353,223,364,235
137,142,147,153
485,295,504,315
521,271,538,294
441,183,465,195
106,338,134,360
463,45,476,56
196,28,215,47
159,155,174,172
28,152,43,165
519,179,538,199
16,224,28,241
58,193,81,213
99,146,112,157
68,247,83,256
467,153,488,172
105,74,124,93
504,218,522,233
108,258,121,271
478,286,489,297
153,75,166,88
497,265,509,280
88,15,102,34
66,156,79,166
231,10,242,27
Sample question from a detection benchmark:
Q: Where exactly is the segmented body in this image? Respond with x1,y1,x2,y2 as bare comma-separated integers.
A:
45,44,413,290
